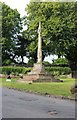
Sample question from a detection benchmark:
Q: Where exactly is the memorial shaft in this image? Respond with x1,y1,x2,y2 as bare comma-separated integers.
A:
37,21,42,63
19,21,60,82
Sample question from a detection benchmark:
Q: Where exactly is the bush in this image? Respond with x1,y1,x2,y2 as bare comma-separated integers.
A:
0,66,31,75
45,67,71,76
42,61,51,67
52,58,69,66
2,59,13,66
27,59,34,67
0,66,71,77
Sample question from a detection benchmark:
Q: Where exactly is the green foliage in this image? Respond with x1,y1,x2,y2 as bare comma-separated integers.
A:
0,2,2,66
0,66,31,75
1,1,77,68
0,2,2,38
0,66,71,76
2,3,22,39
27,58,34,66
1,2,22,65
14,35,29,64
42,61,51,66
25,2,77,65
52,58,69,66
45,67,71,76
2,59,13,66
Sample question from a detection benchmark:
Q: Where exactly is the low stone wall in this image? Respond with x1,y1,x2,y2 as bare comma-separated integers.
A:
0,74,18,78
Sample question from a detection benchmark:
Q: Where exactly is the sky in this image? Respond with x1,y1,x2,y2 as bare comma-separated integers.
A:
0,0,58,63
0,0,30,17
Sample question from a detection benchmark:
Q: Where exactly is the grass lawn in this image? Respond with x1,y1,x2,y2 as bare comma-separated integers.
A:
0,78,2,86
0,77,76,98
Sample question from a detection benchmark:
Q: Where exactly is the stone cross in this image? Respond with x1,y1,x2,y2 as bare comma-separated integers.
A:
37,21,42,63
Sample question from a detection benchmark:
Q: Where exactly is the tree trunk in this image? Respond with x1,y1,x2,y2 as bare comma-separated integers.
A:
70,62,77,78
71,71,77,78
58,54,61,58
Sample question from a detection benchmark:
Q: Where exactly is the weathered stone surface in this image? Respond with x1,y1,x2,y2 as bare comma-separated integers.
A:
0,74,17,78
19,63,61,82
19,22,61,83
28,63,45,74
37,21,42,63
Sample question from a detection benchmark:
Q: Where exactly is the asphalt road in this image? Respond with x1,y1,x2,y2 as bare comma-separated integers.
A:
2,87,75,118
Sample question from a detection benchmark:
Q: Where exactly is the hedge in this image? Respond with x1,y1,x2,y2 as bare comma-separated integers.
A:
45,67,71,76
0,66,71,76
0,66,31,75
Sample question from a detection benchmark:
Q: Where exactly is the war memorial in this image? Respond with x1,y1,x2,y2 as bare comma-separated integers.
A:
19,22,61,83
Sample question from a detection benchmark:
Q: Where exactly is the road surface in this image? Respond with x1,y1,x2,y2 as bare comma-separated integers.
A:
2,87,75,118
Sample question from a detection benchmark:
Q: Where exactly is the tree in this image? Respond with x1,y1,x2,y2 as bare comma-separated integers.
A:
1,2,22,65
14,32,29,65
25,2,54,61
0,2,2,66
25,2,77,77
52,58,69,66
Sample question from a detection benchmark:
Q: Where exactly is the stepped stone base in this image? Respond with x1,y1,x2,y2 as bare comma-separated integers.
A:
18,63,61,83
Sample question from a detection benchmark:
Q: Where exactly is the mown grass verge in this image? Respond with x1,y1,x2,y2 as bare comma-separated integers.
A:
0,77,76,99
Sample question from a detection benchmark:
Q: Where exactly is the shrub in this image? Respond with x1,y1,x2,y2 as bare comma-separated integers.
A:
42,61,51,67
45,67,71,76
52,58,69,66
2,59,13,66
0,66,71,77
0,66,31,75
27,59,34,67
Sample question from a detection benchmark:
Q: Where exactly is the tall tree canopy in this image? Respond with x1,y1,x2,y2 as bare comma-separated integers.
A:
25,2,77,68
1,2,23,65
1,1,77,70
14,31,30,64
0,2,2,66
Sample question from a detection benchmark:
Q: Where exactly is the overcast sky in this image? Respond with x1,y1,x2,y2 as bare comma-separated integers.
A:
0,0,30,17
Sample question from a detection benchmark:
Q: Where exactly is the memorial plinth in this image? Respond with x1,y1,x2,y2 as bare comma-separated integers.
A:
19,22,61,83
19,63,60,82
